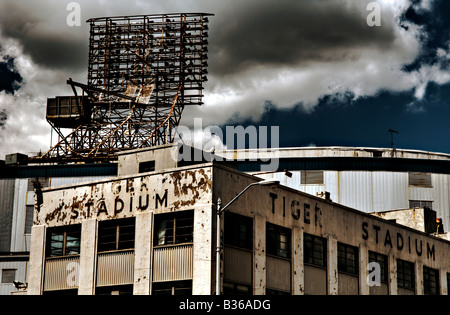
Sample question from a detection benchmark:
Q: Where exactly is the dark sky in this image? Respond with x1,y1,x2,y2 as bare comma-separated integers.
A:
219,0,450,154
0,0,450,157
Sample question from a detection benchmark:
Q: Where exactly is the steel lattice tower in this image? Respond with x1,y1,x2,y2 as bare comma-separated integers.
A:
41,13,212,162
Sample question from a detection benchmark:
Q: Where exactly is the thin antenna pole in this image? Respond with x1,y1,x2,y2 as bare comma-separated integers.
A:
388,129,399,150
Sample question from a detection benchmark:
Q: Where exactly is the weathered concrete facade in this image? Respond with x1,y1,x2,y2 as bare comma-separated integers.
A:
27,148,450,295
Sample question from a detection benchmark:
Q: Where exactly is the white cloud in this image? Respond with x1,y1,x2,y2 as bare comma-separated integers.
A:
0,0,447,159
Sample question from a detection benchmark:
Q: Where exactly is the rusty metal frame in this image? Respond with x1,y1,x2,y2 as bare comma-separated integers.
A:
40,13,212,162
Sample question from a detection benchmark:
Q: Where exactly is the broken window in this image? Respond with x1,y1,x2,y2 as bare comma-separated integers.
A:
154,211,193,246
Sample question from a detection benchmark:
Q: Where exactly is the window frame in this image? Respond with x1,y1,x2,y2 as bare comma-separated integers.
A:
266,223,291,259
153,211,194,247
224,212,253,251
1,269,16,284
97,217,136,253
46,224,82,258
396,259,415,291
152,280,193,295
368,251,388,284
300,170,324,185
423,266,439,295
408,172,432,188
303,233,327,269
337,242,358,276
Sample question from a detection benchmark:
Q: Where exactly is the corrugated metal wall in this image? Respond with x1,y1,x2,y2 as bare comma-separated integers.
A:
96,250,135,287
44,256,80,292
266,256,291,293
0,179,15,252
153,245,193,282
0,260,28,295
223,246,252,285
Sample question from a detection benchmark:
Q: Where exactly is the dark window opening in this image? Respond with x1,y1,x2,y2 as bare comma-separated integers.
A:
98,218,135,252
409,200,433,209
223,281,252,295
152,280,192,295
154,211,194,246
368,251,388,284
304,234,326,268
95,285,133,295
139,161,155,173
25,205,34,234
46,225,81,258
224,212,253,250
337,243,358,276
397,259,415,291
423,266,439,295
266,289,291,295
266,223,291,259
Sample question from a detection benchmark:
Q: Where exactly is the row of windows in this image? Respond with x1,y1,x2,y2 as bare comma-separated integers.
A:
224,213,447,295
46,211,194,257
298,171,433,188
43,212,447,295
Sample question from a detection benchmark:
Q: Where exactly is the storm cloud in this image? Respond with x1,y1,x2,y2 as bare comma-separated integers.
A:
0,0,448,158
209,0,397,76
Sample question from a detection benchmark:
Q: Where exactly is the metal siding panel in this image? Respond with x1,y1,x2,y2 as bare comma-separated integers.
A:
153,245,193,282
44,257,80,291
50,176,113,188
338,172,372,212
372,172,408,212
0,260,28,295
0,179,15,252
266,256,291,292
223,246,252,284
11,179,28,252
431,174,450,229
96,250,135,287
324,171,339,203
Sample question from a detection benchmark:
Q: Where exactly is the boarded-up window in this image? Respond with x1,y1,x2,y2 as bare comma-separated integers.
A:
300,170,324,185
1,269,16,283
408,172,432,187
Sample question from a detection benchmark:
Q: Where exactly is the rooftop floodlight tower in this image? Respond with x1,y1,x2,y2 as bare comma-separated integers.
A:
41,13,212,162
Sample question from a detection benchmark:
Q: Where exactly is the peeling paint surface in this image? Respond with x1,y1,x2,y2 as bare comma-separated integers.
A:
36,167,212,227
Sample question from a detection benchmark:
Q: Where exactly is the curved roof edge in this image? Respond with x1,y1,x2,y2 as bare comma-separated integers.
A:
215,146,450,162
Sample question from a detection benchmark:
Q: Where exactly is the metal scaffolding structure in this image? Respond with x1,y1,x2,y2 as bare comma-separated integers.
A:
40,13,212,162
